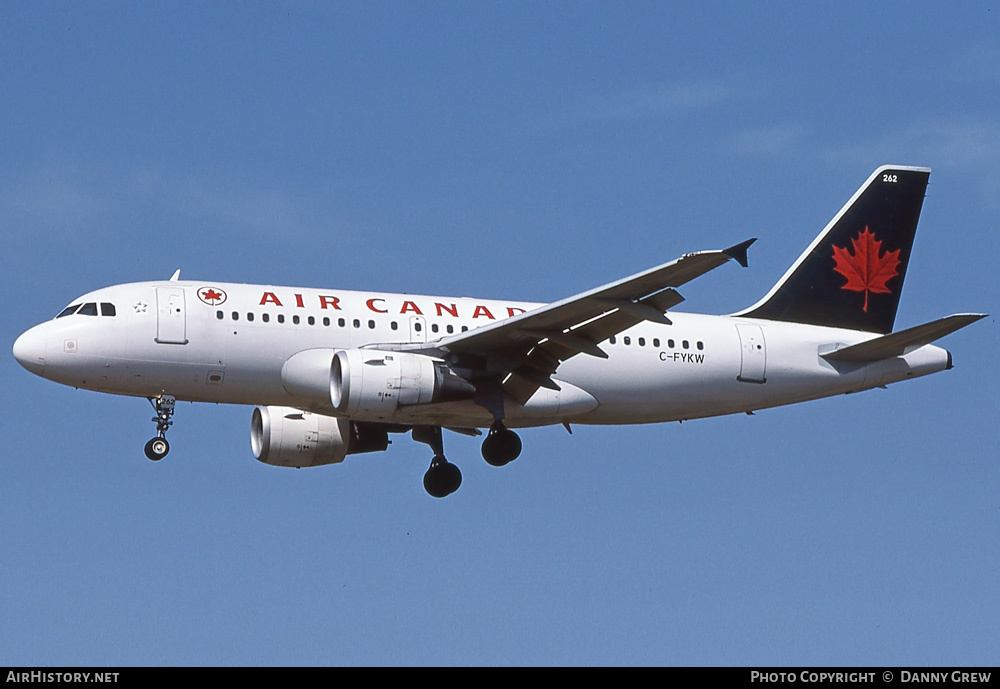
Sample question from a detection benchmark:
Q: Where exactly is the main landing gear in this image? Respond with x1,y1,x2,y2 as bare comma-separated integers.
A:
413,426,462,498
144,395,175,461
413,422,523,498
481,421,522,467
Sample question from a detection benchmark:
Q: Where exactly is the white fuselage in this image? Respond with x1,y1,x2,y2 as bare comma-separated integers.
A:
13,279,952,429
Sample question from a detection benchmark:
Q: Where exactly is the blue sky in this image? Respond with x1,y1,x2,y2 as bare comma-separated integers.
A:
2,2,998,665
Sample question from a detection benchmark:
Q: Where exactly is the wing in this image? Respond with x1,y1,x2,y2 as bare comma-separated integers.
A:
388,238,755,405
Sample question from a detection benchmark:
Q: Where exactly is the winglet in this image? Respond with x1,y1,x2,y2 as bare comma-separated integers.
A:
724,238,756,268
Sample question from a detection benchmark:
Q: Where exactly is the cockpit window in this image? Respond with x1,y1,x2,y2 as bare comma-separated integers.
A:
57,304,81,318
100,303,116,317
77,303,98,316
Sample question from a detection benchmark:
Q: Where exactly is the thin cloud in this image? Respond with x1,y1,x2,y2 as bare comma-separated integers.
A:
0,164,333,241
838,117,1000,167
724,117,1000,200
820,117,1000,205
729,124,806,157
582,82,732,122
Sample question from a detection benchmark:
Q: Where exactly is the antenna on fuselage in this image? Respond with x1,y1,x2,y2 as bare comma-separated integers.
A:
169,269,181,282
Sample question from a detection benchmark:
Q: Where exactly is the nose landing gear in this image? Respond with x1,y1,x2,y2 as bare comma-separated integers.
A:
144,395,176,461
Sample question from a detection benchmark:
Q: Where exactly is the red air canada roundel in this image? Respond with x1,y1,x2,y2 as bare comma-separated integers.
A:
831,227,900,312
198,287,227,306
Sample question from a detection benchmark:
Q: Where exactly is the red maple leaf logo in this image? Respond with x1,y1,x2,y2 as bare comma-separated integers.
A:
198,287,227,305
832,227,900,312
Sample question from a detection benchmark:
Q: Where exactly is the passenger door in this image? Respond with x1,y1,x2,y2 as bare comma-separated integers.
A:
155,287,188,344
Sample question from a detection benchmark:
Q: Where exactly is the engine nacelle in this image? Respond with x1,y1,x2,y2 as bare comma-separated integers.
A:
251,405,352,468
330,349,474,419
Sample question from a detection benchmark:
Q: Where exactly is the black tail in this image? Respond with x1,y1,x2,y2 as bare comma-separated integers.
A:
738,165,930,334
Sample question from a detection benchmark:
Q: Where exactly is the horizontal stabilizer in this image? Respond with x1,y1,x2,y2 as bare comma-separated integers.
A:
821,313,986,362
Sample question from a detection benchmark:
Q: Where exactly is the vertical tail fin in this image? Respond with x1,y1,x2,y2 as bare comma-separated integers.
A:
737,165,930,334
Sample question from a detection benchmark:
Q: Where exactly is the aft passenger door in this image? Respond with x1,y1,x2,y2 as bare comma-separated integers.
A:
736,323,766,383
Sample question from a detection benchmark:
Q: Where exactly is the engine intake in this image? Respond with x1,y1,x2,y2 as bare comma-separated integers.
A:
252,405,391,468
330,349,474,419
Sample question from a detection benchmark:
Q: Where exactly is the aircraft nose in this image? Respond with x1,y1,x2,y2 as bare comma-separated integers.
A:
13,325,47,376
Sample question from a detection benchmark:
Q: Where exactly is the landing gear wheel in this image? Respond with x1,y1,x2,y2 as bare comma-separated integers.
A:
481,425,522,467
423,455,462,498
144,437,170,461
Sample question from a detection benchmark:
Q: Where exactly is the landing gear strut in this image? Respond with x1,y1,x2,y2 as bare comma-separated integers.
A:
144,395,175,461
474,381,522,467
413,426,462,498
481,422,521,467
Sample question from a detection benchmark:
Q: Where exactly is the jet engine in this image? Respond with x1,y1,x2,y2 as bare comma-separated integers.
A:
248,406,348,468
330,349,475,419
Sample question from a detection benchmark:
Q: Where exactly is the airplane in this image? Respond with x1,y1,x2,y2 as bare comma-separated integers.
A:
12,165,985,497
